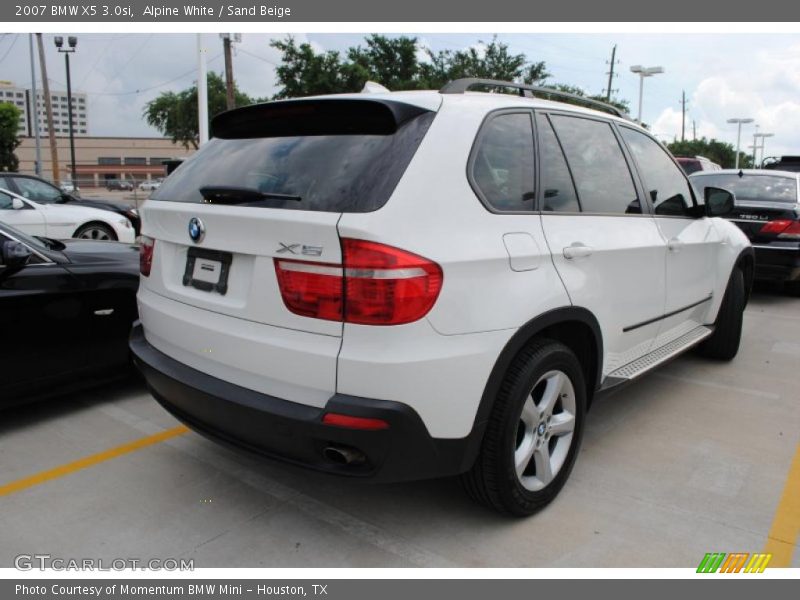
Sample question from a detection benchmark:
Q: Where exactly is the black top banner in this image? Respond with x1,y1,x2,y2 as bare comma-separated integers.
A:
4,0,798,22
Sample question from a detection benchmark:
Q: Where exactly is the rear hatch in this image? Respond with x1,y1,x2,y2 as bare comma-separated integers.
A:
691,172,800,243
141,97,437,338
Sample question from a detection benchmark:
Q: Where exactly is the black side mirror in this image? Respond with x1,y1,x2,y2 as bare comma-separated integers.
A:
705,187,735,217
1,240,33,269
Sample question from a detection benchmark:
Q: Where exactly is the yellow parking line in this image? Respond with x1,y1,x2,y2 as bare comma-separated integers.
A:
763,443,800,567
0,425,189,498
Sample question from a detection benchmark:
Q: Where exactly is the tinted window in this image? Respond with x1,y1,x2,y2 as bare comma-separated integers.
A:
471,112,535,212
12,177,62,204
676,158,702,175
691,174,798,203
550,115,639,215
152,112,435,213
621,127,695,217
537,114,580,212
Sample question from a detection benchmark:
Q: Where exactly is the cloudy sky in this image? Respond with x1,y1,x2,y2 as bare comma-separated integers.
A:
1,32,798,157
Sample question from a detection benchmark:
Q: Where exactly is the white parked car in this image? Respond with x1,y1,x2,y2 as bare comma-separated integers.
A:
60,180,80,195
0,188,135,243
139,179,162,192
130,79,753,515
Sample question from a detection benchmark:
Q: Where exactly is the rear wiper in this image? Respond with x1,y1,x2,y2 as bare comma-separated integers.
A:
199,186,301,204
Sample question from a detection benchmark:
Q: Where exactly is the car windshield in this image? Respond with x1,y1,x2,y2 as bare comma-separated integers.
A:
691,174,798,203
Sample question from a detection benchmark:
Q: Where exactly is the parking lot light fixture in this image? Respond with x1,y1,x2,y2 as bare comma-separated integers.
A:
630,65,664,125
54,35,78,187
727,118,754,169
754,133,774,168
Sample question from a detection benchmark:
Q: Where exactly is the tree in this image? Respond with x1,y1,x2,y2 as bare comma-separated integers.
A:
144,72,254,149
667,138,753,169
0,102,21,172
270,34,551,99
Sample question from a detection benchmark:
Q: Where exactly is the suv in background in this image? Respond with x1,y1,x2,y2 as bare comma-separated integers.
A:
130,79,753,516
675,155,722,175
0,173,140,236
763,156,800,173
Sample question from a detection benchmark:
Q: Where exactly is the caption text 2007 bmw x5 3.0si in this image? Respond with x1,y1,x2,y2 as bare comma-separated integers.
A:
130,79,753,516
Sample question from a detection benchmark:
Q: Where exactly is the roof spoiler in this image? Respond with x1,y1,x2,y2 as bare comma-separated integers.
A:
439,78,630,120
211,98,431,139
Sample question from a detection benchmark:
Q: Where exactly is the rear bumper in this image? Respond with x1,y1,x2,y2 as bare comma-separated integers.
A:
753,245,800,282
129,323,473,483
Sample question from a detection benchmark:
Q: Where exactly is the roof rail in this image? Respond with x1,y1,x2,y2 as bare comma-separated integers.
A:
439,78,630,120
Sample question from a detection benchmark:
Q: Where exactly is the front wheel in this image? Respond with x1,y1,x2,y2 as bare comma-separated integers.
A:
462,339,586,516
697,268,745,360
74,222,118,241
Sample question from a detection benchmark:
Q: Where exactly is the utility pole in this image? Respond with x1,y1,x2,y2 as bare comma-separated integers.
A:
680,90,687,142
221,34,236,111
28,34,41,176
692,120,696,141
36,33,60,185
604,44,617,103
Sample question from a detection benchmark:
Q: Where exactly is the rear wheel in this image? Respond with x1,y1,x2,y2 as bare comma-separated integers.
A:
462,339,586,516
697,268,745,360
74,222,117,241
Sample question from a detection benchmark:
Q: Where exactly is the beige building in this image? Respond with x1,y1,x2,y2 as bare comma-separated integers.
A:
16,136,194,187
1,80,89,138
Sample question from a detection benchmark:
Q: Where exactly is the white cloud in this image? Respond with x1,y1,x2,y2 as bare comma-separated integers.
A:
651,43,800,157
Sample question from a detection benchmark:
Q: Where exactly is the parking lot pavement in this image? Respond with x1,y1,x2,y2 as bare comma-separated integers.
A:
2,286,798,568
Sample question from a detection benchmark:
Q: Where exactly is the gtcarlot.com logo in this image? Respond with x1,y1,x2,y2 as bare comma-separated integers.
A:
696,552,771,573
14,554,194,571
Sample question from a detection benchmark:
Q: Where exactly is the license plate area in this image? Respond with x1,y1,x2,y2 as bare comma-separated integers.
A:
182,248,232,295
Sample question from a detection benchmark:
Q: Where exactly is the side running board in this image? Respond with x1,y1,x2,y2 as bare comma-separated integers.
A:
602,325,713,389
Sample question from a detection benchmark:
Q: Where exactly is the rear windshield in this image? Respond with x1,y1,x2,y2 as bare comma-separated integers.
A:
151,111,435,213
691,174,797,203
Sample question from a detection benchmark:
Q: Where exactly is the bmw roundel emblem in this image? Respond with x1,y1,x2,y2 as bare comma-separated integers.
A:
188,217,205,243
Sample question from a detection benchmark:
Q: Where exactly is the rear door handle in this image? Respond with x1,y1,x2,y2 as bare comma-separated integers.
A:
563,244,593,260
667,238,685,252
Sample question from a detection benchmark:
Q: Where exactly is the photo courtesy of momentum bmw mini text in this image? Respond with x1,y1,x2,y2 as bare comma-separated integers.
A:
0,0,799,597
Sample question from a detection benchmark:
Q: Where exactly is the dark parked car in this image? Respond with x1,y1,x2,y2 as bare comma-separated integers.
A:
0,221,140,407
0,173,141,236
106,179,135,191
763,156,800,173
691,169,800,293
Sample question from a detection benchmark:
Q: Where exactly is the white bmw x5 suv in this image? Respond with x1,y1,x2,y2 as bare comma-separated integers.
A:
131,79,753,515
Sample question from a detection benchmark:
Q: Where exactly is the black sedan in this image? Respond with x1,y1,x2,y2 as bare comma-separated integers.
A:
691,169,800,294
0,221,140,407
0,173,141,236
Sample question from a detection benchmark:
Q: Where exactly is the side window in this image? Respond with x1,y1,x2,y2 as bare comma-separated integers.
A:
549,115,641,215
619,127,695,217
12,177,62,204
536,114,580,212
471,112,535,212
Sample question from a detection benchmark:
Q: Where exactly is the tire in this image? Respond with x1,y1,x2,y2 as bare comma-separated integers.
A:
74,222,117,241
461,339,586,516
697,268,745,360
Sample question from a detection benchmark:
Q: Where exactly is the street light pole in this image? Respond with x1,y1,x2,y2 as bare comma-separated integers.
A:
727,118,753,169
754,133,774,168
630,65,664,125
55,35,78,187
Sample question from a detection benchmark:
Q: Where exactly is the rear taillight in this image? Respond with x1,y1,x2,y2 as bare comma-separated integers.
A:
274,239,443,325
759,220,800,239
139,236,154,277
322,413,390,430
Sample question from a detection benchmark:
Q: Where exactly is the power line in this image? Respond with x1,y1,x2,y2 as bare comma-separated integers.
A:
0,34,20,66
48,52,223,97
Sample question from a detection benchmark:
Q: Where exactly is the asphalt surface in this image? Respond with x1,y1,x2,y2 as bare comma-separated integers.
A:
2,283,798,568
